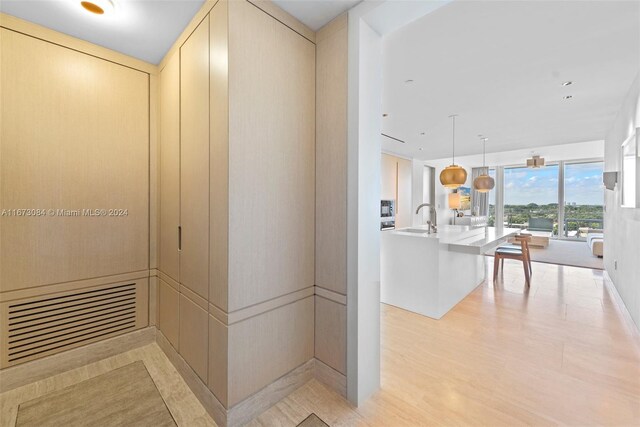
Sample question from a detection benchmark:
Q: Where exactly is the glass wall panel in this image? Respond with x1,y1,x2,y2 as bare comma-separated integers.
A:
504,165,559,235
563,161,604,239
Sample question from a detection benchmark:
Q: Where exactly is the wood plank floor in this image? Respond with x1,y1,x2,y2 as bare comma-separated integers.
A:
2,259,638,426
253,259,640,426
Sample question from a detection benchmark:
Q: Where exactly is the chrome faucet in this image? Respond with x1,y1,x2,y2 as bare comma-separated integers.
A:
416,203,437,234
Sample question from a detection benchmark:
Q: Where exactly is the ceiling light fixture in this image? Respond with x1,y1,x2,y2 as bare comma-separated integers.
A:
563,95,573,100
80,0,115,15
562,81,573,86
439,114,467,189
473,137,495,193
526,154,545,168
405,79,414,84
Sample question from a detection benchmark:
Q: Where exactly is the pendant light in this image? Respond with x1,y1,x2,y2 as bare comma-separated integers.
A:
439,115,467,189
473,137,495,193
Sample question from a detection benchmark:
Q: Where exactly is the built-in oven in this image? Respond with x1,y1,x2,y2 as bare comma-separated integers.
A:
380,199,395,230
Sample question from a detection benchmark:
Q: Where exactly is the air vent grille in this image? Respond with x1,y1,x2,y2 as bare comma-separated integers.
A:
1,282,143,367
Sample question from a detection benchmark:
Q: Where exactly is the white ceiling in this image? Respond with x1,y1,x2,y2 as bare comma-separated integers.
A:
272,0,361,31
0,0,360,64
0,0,206,64
381,0,640,161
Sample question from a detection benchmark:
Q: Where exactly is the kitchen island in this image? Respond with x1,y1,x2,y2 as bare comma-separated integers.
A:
381,225,520,319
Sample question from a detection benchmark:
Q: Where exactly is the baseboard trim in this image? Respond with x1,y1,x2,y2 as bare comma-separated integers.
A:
314,358,346,397
155,330,228,427
0,327,156,393
227,359,315,427
156,329,331,427
603,270,640,337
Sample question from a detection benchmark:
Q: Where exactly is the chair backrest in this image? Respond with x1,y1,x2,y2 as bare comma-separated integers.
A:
515,234,531,252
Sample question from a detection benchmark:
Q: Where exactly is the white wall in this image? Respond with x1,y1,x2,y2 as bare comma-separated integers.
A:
603,73,640,329
347,4,382,406
346,0,453,406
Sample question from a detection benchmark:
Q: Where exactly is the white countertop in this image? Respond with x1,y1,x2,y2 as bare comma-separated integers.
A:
390,225,521,254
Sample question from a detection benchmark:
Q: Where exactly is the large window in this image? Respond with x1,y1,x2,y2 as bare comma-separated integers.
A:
504,164,559,235
562,161,604,238
490,160,604,239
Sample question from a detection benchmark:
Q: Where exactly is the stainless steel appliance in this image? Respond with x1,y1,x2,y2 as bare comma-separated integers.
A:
381,199,395,230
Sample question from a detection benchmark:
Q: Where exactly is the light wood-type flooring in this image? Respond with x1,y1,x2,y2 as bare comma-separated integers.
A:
2,259,639,426
253,259,640,426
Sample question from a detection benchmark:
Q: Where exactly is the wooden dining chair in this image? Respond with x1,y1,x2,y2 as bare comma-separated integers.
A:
493,234,532,287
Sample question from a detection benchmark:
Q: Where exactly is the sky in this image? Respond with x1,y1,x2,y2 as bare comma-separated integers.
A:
495,162,604,205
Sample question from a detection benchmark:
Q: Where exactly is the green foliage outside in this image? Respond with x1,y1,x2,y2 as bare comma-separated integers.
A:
487,203,603,236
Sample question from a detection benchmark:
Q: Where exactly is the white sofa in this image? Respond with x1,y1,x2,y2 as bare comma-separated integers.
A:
587,232,604,257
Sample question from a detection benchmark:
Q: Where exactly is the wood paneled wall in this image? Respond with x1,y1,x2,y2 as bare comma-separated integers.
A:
0,28,149,292
227,0,316,311
159,53,180,283
157,0,316,417
0,17,153,366
314,14,348,383
180,16,211,301
381,153,412,229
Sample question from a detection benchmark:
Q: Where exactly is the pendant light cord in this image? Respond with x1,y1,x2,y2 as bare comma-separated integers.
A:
483,138,486,168
450,115,457,164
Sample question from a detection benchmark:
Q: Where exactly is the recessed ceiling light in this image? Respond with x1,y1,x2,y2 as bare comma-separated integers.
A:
420,132,425,136
419,148,424,151
405,79,414,84
563,95,573,100
562,81,573,86
80,0,115,15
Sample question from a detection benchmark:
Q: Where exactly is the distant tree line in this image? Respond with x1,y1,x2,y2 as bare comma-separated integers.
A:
487,203,603,232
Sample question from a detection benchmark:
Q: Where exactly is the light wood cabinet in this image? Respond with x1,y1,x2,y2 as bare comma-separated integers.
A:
156,0,316,411
381,153,412,229
179,293,208,382
159,52,180,283
180,17,210,300
397,157,412,228
381,153,397,201
159,279,179,349
0,28,149,291
227,0,315,311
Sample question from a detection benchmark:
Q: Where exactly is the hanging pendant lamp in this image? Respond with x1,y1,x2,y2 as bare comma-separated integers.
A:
439,114,467,189
473,137,495,193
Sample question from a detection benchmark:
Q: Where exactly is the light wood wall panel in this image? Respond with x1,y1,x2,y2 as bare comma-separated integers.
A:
381,153,412,228
180,17,210,300
0,29,149,292
208,314,228,406
209,0,229,311
396,157,412,228
314,296,346,374
227,0,315,311
159,52,181,282
227,296,314,406
179,293,208,382
381,153,397,201
159,279,180,350
315,14,348,296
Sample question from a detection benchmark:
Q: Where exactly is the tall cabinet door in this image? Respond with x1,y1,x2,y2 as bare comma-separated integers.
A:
160,53,181,282
180,17,210,300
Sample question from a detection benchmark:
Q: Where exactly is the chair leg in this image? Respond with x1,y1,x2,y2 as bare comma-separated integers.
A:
493,255,500,282
523,258,530,287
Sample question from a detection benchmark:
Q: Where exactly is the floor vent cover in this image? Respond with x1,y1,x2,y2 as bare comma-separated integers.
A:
1,281,145,368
